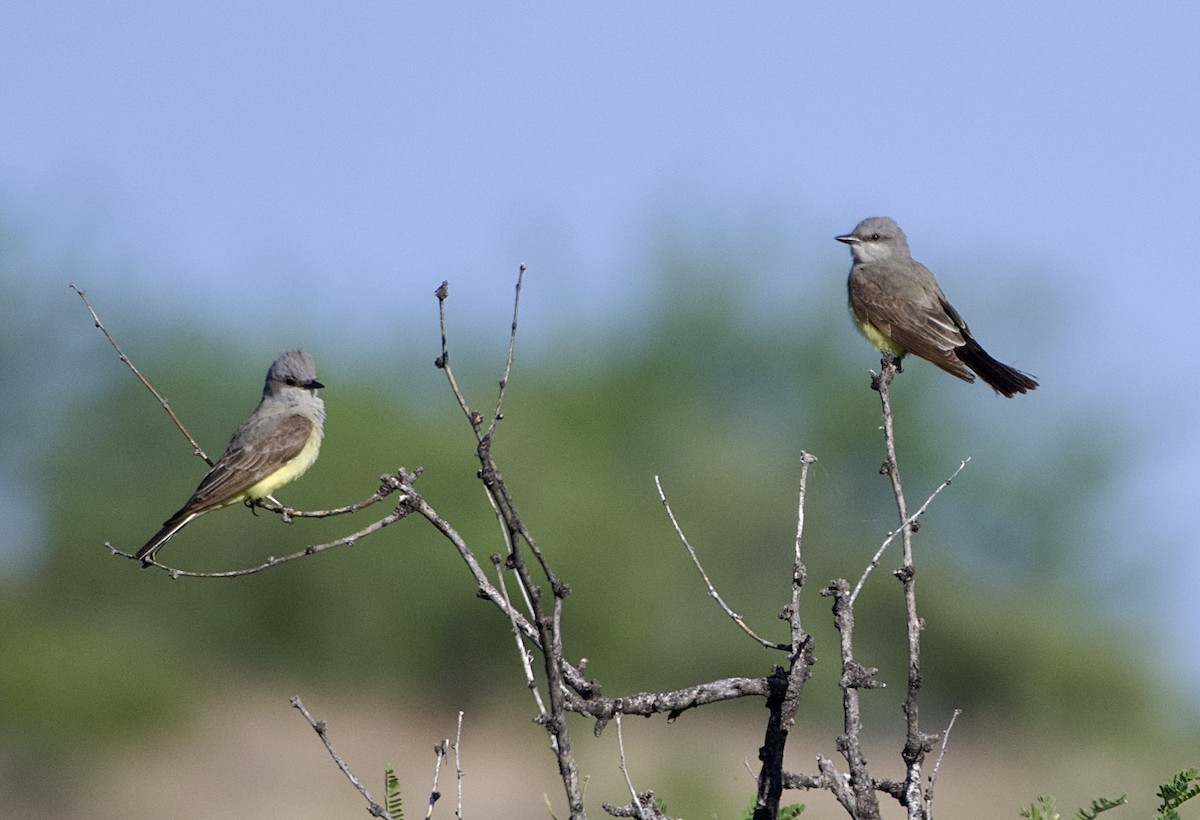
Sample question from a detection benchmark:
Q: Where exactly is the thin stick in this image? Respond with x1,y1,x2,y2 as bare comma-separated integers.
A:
485,264,525,440
453,711,465,820
70,284,212,465
614,713,646,819
493,554,549,716
654,476,787,651
120,472,417,577
924,709,961,819
290,696,392,820
433,281,479,433
873,353,930,819
789,451,819,648
850,458,969,605
426,738,449,819
256,475,403,518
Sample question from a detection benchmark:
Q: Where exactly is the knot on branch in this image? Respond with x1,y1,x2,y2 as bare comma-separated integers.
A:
902,731,940,766
841,661,884,690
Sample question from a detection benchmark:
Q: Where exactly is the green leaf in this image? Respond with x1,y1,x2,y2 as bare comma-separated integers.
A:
1020,795,1059,820
384,763,404,819
1073,793,1126,819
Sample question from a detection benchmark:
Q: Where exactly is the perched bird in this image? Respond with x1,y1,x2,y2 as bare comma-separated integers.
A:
837,216,1038,397
135,349,326,567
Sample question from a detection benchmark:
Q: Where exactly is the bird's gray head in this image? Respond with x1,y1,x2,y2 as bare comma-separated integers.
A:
835,216,910,264
264,349,324,395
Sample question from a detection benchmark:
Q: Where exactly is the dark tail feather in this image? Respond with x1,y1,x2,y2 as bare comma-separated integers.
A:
956,338,1039,398
134,512,195,568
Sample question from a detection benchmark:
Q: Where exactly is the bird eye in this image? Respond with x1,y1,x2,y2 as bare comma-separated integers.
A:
871,233,881,241
284,377,297,386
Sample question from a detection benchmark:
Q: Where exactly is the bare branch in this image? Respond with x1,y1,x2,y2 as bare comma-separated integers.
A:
71,284,212,465
925,709,961,819
434,273,584,817
613,714,645,818
425,738,449,820
485,264,525,440
872,353,938,819
655,475,786,651
433,281,481,434
453,711,465,820
290,695,393,819
493,553,549,717
118,471,418,577
567,675,769,732
822,578,884,819
752,450,819,820
850,458,970,605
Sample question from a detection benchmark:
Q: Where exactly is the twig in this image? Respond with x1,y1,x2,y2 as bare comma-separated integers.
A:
752,451,819,820
433,281,479,433
614,713,646,818
850,459,970,605
71,284,212,465
872,353,936,819
432,274,584,817
924,709,960,819
493,553,549,717
567,676,769,731
426,738,449,819
290,696,393,819
454,711,465,820
788,451,819,650
655,476,786,651
823,578,884,818
119,471,418,577
485,264,524,440
256,479,400,518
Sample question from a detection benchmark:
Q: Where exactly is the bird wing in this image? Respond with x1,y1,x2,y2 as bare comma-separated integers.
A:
178,414,316,516
849,267,974,381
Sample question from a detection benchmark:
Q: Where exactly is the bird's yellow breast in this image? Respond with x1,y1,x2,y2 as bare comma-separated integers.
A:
853,314,907,357
235,426,324,505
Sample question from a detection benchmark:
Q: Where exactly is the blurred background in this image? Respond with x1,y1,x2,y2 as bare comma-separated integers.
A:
2,2,1198,817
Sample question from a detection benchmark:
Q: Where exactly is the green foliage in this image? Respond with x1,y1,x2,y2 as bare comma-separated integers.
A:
1155,767,1200,820
1020,795,1060,819
1021,768,1200,820
1077,795,1129,819
384,764,404,819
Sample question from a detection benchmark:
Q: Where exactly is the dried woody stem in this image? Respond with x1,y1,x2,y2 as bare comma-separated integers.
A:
752,452,818,820
70,284,213,465
773,354,965,820
290,696,394,820
872,352,940,820
426,737,449,819
655,476,787,651
433,271,586,819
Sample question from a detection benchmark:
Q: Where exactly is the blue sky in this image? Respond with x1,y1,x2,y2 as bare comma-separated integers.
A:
3,2,1199,676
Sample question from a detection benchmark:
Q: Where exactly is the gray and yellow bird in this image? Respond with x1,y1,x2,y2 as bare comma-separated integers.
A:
837,216,1038,397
